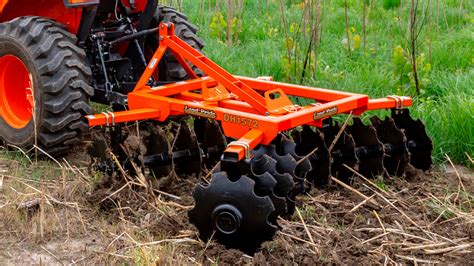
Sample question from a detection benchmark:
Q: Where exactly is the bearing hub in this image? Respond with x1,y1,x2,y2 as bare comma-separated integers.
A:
212,204,242,235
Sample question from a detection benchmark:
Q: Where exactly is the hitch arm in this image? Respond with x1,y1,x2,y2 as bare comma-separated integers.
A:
133,23,270,114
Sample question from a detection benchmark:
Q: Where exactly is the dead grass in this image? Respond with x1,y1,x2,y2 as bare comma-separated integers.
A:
0,147,473,264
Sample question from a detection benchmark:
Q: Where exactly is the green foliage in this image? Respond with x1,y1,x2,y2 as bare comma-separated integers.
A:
392,45,431,96
342,27,361,53
375,178,388,191
209,12,242,44
427,199,455,220
285,0,305,8
383,0,401,10
209,12,226,39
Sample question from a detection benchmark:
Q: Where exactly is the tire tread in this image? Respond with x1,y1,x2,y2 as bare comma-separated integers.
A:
0,16,92,155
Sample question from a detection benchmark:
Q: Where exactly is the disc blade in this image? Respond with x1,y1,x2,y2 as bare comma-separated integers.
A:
193,118,207,144
250,153,294,218
89,130,110,162
392,109,433,170
252,144,302,215
250,159,278,195
142,124,174,178
194,119,227,169
273,135,312,193
248,166,287,225
349,118,386,178
189,172,276,254
89,129,114,173
172,122,202,177
371,116,409,177
291,126,331,188
322,121,357,183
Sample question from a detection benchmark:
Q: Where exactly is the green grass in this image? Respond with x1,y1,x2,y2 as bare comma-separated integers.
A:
374,178,389,192
173,0,473,166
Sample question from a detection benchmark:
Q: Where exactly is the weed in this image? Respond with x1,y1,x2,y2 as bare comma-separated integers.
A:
0,150,30,168
374,178,388,192
296,205,317,221
333,222,347,231
427,199,456,220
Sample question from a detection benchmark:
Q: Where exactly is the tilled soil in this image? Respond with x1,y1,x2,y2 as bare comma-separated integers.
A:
0,152,472,264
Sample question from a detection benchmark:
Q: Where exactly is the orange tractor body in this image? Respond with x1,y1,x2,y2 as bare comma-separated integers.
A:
0,0,152,33
0,0,86,33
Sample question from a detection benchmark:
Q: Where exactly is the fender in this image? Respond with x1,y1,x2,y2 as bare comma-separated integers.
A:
0,0,99,33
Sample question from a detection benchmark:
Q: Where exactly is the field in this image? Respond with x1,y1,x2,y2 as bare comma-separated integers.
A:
1,0,473,264
0,153,473,264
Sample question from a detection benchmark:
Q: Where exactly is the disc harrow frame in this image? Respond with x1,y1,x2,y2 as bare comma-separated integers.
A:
86,22,432,254
86,22,413,164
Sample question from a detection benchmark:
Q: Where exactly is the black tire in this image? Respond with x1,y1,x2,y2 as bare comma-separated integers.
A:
0,17,93,155
147,5,204,81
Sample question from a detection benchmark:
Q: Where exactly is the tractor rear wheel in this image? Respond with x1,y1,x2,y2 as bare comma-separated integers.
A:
147,5,204,81
0,17,93,155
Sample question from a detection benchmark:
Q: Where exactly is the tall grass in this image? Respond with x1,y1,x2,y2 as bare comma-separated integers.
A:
414,94,474,166
176,0,473,166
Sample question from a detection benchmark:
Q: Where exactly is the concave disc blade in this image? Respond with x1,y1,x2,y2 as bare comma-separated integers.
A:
250,152,295,201
392,109,433,171
90,130,110,162
273,136,312,193
194,118,227,169
172,122,202,177
371,116,409,177
189,172,276,255
322,120,357,183
142,124,174,178
250,168,287,225
291,126,331,188
252,144,300,215
250,154,291,221
89,129,114,173
348,118,386,178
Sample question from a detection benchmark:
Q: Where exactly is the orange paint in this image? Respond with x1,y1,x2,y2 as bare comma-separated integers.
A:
0,55,34,129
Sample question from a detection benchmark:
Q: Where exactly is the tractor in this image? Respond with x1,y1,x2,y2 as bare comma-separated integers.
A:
0,0,432,254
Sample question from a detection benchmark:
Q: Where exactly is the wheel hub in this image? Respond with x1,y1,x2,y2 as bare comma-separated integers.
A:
212,204,242,235
0,55,34,129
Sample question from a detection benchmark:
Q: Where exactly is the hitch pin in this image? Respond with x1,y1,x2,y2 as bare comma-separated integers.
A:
100,112,116,127
101,112,110,127
387,95,405,109
107,111,116,126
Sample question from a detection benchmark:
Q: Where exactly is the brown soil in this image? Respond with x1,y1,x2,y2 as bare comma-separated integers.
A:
0,151,472,264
